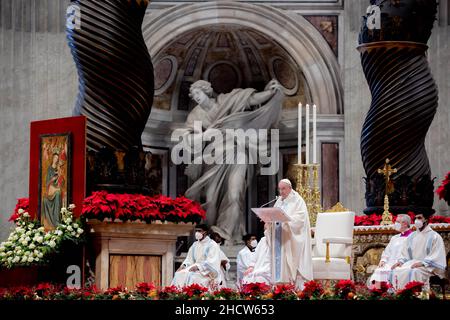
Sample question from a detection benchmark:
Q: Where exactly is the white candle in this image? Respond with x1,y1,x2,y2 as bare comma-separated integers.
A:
298,103,302,165
313,104,317,164
305,104,310,164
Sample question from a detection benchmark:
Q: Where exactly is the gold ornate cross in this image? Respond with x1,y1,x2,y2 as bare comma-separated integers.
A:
377,158,397,195
377,158,397,225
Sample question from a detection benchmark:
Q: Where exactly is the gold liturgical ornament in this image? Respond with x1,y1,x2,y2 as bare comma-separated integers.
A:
377,158,397,225
295,164,322,226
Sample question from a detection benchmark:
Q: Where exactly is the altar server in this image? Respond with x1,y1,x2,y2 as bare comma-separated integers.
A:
391,213,447,291
368,214,413,287
172,224,221,289
236,234,257,286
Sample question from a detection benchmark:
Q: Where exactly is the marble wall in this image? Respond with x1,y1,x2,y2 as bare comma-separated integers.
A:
0,0,448,241
0,0,77,240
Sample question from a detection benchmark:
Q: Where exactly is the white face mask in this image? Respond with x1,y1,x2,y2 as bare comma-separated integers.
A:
394,222,402,231
250,240,258,248
195,231,204,241
414,219,423,229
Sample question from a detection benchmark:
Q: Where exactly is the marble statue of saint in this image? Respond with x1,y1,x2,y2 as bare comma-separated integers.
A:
180,79,285,244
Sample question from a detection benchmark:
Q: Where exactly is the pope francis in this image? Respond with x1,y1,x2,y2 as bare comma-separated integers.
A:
245,179,313,289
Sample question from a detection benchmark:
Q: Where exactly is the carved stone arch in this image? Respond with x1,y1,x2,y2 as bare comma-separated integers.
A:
143,1,343,114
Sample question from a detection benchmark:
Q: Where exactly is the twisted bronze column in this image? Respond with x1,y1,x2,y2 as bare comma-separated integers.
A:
358,0,438,216
67,0,154,151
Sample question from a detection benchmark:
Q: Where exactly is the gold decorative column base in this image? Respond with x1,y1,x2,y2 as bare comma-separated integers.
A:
295,163,322,226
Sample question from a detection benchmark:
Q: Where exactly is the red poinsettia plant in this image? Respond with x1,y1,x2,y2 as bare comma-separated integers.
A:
181,283,208,299
210,287,240,300
9,198,30,222
81,191,206,224
240,282,272,299
135,282,157,295
354,211,450,226
298,280,324,300
272,283,297,300
354,213,383,226
396,281,424,299
368,281,393,299
0,280,440,301
334,280,356,299
437,172,450,205
157,285,181,300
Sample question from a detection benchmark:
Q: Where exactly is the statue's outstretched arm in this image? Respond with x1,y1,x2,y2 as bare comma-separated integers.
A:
248,90,276,106
247,79,283,106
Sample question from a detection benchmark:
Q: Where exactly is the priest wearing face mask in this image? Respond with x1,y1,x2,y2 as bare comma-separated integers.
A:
236,234,258,286
390,213,447,291
171,224,222,289
367,214,413,287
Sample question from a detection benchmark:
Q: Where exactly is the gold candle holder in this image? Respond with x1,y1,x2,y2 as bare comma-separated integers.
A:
295,163,321,226
310,164,322,226
295,163,304,197
380,194,393,225
303,164,311,204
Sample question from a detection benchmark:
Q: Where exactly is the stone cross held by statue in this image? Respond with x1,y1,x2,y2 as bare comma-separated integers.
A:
377,158,397,195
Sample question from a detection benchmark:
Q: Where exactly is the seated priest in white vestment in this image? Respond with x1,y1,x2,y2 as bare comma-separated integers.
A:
390,213,447,291
244,179,313,289
368,214,413,287
236,234,257,286
210,232,231,288
242,235,271,285
172,224,222,289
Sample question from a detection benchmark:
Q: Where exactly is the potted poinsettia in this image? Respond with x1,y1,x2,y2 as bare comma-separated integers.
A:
437,172,450,206
298,280,325,300
240,282,272,300
81,191,206,224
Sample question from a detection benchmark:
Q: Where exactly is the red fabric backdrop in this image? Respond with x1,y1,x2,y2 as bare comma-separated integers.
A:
29,116,86,219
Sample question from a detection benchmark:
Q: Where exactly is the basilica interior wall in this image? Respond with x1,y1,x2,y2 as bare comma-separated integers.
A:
0,0,77,241
342,0,450,216
0,0,449,241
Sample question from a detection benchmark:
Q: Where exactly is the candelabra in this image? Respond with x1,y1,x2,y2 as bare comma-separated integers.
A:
380,195,394,225
295,163,322,226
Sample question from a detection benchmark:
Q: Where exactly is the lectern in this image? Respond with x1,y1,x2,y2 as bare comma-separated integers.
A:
251,207,291,283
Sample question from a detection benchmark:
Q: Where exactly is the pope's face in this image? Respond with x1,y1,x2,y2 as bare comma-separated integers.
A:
278,182,291,199
191,88,209,107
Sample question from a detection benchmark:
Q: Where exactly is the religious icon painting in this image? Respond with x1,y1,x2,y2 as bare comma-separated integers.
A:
38,133,72,231
29,115,86,232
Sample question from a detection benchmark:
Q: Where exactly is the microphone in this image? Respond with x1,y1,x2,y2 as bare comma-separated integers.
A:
260,196,279,208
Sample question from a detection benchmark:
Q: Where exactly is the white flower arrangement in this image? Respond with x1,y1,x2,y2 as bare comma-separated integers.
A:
0,205,85,268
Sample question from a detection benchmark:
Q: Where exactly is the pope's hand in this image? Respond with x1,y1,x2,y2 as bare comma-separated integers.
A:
189,265,199,272
391,262,402,270
244,267,254,276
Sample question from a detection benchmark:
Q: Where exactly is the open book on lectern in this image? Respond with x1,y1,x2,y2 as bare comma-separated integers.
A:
251,207,292,223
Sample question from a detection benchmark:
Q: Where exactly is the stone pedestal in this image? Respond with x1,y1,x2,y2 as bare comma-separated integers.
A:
87,219,193,290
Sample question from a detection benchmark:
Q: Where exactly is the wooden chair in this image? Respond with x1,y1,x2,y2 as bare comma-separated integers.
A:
430,255,449,299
